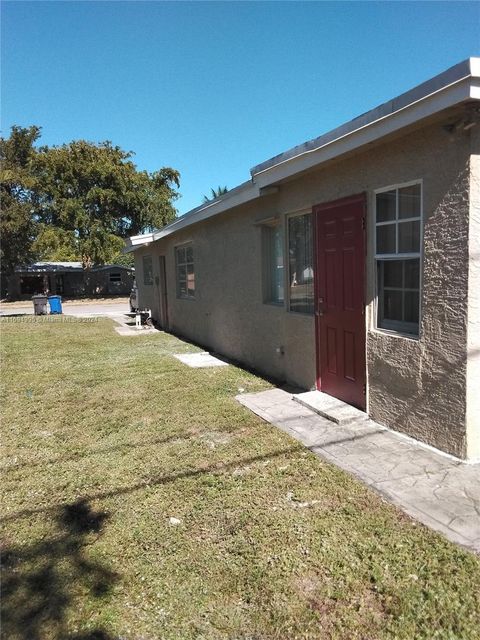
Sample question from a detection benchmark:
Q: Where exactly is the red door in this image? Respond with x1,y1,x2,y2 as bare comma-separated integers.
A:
314,194,366,410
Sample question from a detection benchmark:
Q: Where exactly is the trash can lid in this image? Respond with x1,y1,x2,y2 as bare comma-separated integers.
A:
48,295,62,300
32,294,48,299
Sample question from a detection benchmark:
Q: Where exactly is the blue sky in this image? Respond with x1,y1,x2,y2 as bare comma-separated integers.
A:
2,1,479,215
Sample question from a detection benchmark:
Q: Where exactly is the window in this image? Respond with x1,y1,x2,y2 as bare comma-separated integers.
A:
175,243,195,299
263,222,284,304
143,255,153,285
288,213,314,314
109,272,121,283
375,182,422,335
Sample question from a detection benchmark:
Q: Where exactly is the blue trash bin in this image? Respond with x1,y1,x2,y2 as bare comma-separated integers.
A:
48,295,63,314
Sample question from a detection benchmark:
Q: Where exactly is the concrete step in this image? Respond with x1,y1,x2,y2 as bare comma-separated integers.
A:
293,390,368,425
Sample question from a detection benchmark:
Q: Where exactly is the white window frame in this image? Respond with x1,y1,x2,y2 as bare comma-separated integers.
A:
374,179,423,338
286,209,314,315
262,218,285,306
175,242,195,300
143,255,153,286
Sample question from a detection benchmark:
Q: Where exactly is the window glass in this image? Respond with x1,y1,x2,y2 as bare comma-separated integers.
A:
404,291,420,324
376,190,396,222
264,223,284,304
376,224,396,254
383,289,403,321
109,272,122,282
398,220,420,253
377,258,420,334
398,183,421,219
404,259,419,288
288,214,314,314
176,244,195,299
143,256,153,285
375,182,422,336
383,260,402,288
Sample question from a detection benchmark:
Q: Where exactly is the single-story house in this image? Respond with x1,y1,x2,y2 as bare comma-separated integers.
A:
4,262,134,299
126,58,480,462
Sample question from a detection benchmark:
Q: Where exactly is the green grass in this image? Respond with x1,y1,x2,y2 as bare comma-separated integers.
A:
1,318,479,640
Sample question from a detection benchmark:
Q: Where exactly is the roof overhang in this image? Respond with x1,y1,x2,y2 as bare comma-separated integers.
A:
250,57,480,187
128,57,480,250
123,232,154,253
152,180,260,242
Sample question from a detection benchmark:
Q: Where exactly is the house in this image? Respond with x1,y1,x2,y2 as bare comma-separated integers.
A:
4,262,134,299
126,58,480,462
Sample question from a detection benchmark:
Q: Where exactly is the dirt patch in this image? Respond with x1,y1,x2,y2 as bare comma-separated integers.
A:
199,431,232,449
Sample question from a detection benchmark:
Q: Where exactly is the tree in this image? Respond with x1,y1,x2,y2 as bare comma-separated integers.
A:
203,186,228,203
0,126,41,273
31,140,180,267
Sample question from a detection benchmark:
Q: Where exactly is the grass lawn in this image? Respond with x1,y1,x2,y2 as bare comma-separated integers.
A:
1,319,479,640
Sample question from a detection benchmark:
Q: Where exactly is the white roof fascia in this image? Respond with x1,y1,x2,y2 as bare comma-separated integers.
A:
251,58,480,188
123,232,154,253
470,57,480,99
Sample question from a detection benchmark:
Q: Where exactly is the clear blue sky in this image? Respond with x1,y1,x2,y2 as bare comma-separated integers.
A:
2,1,479,215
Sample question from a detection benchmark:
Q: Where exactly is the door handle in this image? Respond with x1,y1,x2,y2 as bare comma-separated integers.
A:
316,298,325,317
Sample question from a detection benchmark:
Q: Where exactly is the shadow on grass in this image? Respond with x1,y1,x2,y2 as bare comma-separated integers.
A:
1,499,119,640
3,432,190,474
1,444,306,638
3,445,304,524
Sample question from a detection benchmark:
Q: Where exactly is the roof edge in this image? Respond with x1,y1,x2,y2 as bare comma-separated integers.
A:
127,57,479,249
250,57,477,177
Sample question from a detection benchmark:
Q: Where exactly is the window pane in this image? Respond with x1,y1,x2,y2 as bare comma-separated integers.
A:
399,184,421,219
179,280,187,296
376,223,396,254
376,191,396,222
404,258,420,289
178,265,186,281
383,260,403,288
405,291,419,324
187,263,195,294
143,256,153,285
383,289,403,321
177,247,186,264
288,214,314,314
398,220,420,253
264,224,284,304
176,244,195,298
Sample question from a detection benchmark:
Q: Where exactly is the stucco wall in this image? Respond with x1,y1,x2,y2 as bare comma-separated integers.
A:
135,119,473,458
466,125,480,461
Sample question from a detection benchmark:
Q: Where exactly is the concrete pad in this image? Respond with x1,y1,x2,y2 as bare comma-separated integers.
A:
293,390,369,425
173,352,229,368
237,388,480,553
114,326,157,336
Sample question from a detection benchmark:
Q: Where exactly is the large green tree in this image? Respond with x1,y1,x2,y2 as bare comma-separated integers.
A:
0,126,180,271
32,139,180,267
0,126,41,273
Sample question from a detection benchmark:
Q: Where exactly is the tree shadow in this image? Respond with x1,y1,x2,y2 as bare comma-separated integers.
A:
1,499,119,640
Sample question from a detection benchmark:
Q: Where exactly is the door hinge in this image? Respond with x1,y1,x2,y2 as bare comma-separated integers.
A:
363,384,366,396
362,217,366,230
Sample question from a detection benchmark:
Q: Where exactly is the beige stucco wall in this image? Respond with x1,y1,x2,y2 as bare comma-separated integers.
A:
135,119,474,459
466,125,480,461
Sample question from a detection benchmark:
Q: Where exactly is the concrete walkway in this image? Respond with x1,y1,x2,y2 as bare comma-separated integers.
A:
237,388,480,553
